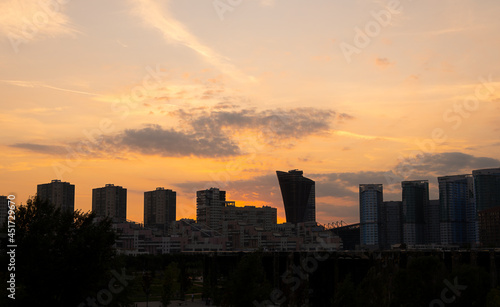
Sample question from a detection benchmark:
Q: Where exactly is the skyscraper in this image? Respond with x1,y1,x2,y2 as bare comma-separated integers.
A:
92,184,127,222
196,188,226,230
473,168,500,212
37,179,75,211
438,175,473,246
473,167,500,246
359,184,383,248
144,187,176,233
425,199,441,245
276,170,315,224
402,180,429,245
380,201,402,248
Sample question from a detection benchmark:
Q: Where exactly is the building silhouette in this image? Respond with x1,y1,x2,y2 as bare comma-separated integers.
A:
359,184,383,248
425,199,441,244
196,188,226,230
276,170,315,224
478,206,500,247
380,201,402,249
92,184,127,222
0,196,8,227
223,203,277,228
144,187,176,234
402,180,429,245
438,175,474,246
37,179,75,212
473,168,500,212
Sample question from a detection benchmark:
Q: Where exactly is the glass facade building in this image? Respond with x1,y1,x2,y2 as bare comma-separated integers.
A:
359,184,383,248
276,170,315,224
402,180,428,245
438,175,472,246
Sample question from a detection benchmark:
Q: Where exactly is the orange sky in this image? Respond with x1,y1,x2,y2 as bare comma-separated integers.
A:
1,0,499,224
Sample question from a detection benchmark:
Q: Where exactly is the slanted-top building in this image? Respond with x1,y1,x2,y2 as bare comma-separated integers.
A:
37,179,75,212
92,184,127,222
276,170,315,224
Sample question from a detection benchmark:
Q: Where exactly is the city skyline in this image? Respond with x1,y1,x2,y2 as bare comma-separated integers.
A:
1,1,500,224
5,166,498,226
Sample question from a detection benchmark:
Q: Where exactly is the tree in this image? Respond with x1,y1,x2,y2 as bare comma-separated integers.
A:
223,252,272,307
486,287,500,307
451,264,490,306
0,197,124,306
333,274,357,307
161,262,181,306
393,256,447,307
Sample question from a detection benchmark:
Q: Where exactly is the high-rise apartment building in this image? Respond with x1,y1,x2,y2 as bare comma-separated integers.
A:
144,188,176,233
438,175,473,246
37,179,75,211
276,170,315,224
359,184,383,248
402,180,429,245
379,201,402,248
473,168,500,212
92,184,127,222
478,206,500,247
425,199,441,245
196,188,226,230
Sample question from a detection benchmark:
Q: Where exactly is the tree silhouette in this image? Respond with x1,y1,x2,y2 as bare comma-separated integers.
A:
0,196,124,306
223,252,272,307
161,262,181,306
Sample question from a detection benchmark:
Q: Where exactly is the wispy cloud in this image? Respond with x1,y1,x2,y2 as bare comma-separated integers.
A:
0,80,98,96
0,0,78,43
130,0,255,82
333,130,403,143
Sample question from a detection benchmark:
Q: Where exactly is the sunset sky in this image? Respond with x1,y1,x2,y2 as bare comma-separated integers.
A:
1,0,499,224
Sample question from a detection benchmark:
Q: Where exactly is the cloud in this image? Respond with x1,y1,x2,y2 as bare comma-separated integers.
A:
312,171,402,200
176,106,337,146
10,143,66,155
9,104,345,159
110,106,338,157
0,80,97,96
0,0,77,44
116,124,241,158
316,202,359,224
131,0,254,82
375,57,392,68
395,152,500,177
